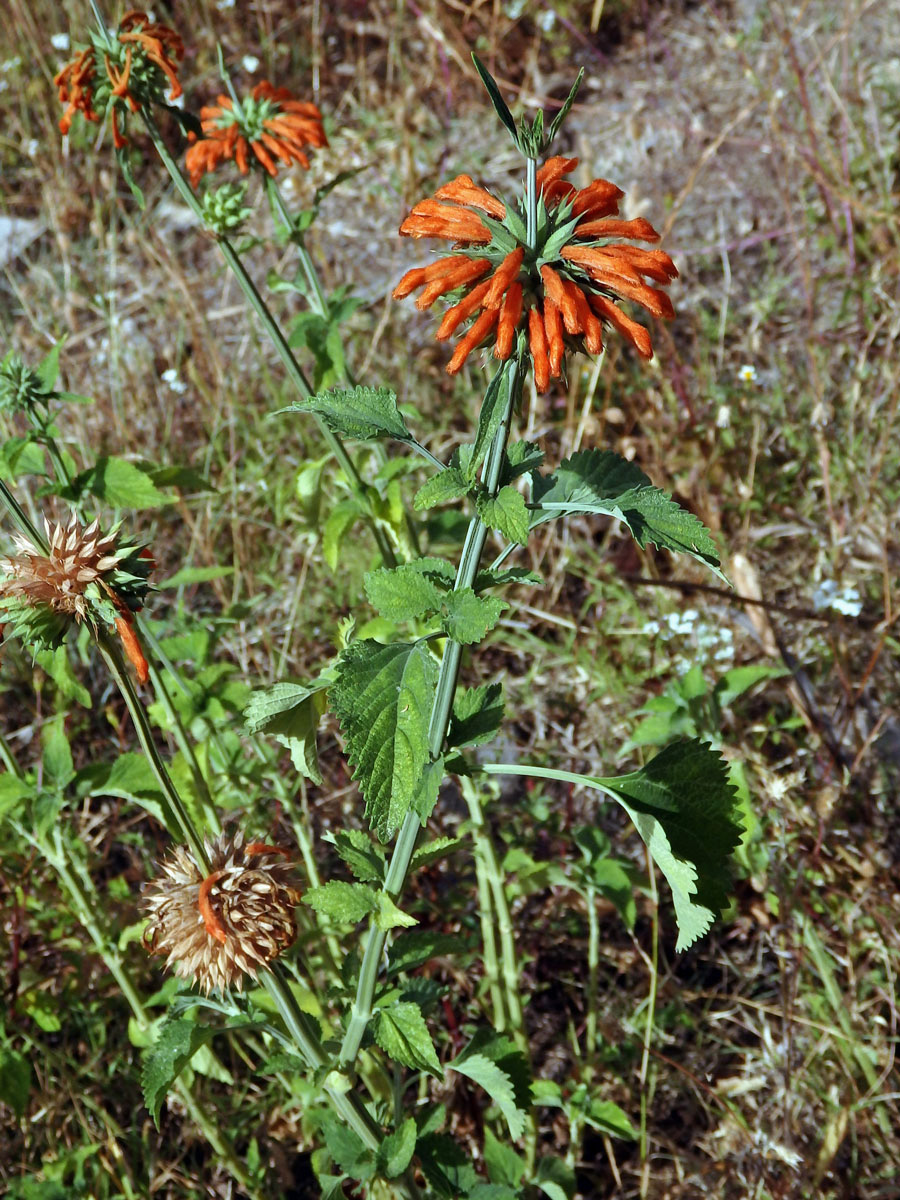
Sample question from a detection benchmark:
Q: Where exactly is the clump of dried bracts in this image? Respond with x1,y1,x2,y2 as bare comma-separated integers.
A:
393,157,677,387
0,515,153,681
55,9,183,148
142,832,302,993
185,81,327,187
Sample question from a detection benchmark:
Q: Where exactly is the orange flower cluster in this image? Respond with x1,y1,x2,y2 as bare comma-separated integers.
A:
184,81,327,187
393,157,678,388
55,11,183,148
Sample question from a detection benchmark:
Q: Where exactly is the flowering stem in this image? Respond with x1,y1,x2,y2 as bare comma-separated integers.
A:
526,157,538,250
266,178,331,325
339,355,522,1070
139,111,397,569
96,626,210,871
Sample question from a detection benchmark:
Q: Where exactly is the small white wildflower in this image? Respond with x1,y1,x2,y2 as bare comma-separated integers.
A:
161,368,188,395
738,364,758,384
50,33,71,52
1,57,22,73
716,403,731,429
217,0,237,8
242,54,260,73
537,9,556,30
812,580,862,617
506,0,528,17
25,139,39,158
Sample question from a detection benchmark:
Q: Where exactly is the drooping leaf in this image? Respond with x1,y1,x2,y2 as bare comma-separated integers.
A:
584,1099,637,1139
244,679,329,785
364,565,444,623
410,836,462,871
594,740,743,950
474,565,542,590
141,1018,218,1126
440,588,507,644
320,1115,372,1178
417,1133,480,1199
373,1000,442,1077
531,449,725,579
449,1052,525,1141
41,714,73,789
323,498,364,570
483,1126,526,1188
502,439,544,481
330,640,438,840
412,756,445,825
324,828,386,884
376,1118,417,1180
477,486,529,545
414,468,472,511
282,385,411,443
35,645,91,708
449,683,505,748
304,881,379,925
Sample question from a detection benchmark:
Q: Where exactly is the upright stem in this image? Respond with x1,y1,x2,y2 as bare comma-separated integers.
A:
141,114,396,569
525,158,538,250
339,357,521,1069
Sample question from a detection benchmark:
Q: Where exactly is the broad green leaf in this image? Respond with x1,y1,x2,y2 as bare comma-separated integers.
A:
477,486,529,545
417,1133,480,1199
374,1000,442,1077
503,439,544,481
320,1116,372,1178
448,1052,525,1141
0,1047,31,1119
714,663,787,708
469,360,514,480
531,449,725,579
585,1099,637,1139
364,565,444,622
414,468,472,511
35,646,91,708
595,740,743,950
283,385,411,443
535,1156,576,1200
483,1126,525,1187
412,755,444,825
41,715,73,789
244,680,327,784
304,881,379,925
410,836,461,871
388,931,466,976
141,1018,218,1126
322,499,363,570
440,588,507,644
377,1117,417,1179
449,683,505,748
0,775,32,822
325,828,385,883
80,456,172,509
331,640,438,840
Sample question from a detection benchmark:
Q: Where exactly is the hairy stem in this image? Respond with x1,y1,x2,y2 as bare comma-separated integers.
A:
339,356,521,1069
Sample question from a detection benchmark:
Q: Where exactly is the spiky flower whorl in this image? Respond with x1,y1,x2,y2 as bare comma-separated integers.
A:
141,831,302,993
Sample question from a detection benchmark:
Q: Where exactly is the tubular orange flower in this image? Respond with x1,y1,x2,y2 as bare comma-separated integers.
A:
392,157,678,387
142,832,302,993
184,81,327,188
55,11,184,148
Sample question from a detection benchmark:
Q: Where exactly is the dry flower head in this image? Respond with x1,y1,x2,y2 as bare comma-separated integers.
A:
142,831,302,993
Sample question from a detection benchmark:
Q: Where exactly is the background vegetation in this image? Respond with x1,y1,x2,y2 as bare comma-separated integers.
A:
1,0,898,1196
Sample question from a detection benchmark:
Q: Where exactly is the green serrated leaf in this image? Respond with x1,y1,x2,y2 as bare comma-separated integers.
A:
320,1115,372,1177
417,1132,480,1199
595,740,744,950
377,1116,417,1179
483,1126,526,1187
503,440,545,481
244,680,327,784
585,1099,637,1140
282,385,411,442
304,880,379,925
411,836,462,871
331,641,438,840
414,468,472,511
325,828,386,883
364,565,444,623
412,756,445,825
532,449,724,579
374,893,418,931
141,1018,217,1127
449,1052,524,1141
80,456,172,509
388,931,466,976
477,486,529,545
374,1000,442,1077
449,682,505,749
440,588,507,644
474,566,542,590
